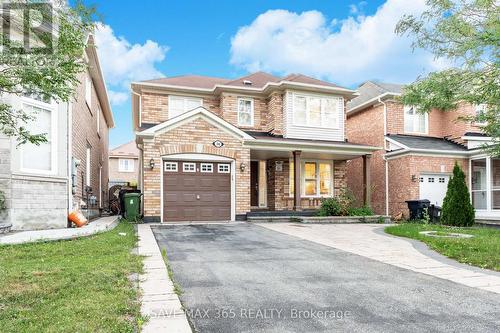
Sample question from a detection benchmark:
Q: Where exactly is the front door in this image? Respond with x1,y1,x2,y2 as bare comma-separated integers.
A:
250,161,259,207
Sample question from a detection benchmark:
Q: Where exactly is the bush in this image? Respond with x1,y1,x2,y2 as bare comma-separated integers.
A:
348,206,374,216
441,163,475,227
317,197,342,216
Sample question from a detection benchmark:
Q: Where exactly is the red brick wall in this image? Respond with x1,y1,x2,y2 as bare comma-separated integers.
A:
346,104,386,213
72,72,110,210
387,155,468,217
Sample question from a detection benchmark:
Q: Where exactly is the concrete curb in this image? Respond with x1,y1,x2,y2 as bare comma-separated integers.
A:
137,224,192,333
0,216,119,245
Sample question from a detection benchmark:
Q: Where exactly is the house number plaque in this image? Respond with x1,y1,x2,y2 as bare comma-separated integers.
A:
213,140,224,148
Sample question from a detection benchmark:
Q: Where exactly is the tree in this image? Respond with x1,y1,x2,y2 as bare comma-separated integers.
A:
0,0,97,145
396,0,500,155
441,163,475,227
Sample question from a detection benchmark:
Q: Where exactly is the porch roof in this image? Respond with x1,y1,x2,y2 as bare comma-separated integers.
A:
244,131,380,160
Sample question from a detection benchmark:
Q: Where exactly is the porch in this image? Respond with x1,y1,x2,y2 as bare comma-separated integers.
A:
245,134,378,213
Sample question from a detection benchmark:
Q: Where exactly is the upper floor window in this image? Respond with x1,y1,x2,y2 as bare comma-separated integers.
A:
293,94,340,129
20,100,57,175
85,75,92,109
238,98,254,127
119,159,135,172
404,105,428,134
168,95,202,118
474,104,487,124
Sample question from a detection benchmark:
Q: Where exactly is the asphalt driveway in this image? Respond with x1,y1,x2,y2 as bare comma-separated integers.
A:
152,223,500,333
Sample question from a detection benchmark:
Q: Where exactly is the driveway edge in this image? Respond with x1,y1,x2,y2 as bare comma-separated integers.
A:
137,224,192,333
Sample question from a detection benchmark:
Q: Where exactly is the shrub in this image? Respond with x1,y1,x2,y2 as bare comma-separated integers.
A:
441,163,475,227
348,206,374,216
317,197,342,216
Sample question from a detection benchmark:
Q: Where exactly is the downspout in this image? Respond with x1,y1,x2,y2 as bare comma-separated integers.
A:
379,97,389,216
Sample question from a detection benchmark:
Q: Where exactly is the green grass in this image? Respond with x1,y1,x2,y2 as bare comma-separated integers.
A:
161,249,183,296
0,221,144,333
385,223,500,271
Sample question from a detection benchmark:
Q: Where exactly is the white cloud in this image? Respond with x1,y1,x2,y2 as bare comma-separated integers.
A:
94,23,168,99
230,0,442,86
108,90,129,106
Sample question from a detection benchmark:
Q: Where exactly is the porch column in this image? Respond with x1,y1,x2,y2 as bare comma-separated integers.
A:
363,154,372,207
293,150,302,211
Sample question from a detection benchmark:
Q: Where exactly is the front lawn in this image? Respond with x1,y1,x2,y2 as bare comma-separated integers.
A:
0,221,143,333
385,223,500,271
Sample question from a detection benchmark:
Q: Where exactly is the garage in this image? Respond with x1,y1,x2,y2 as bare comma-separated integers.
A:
162,160,231,222
419,174,450,206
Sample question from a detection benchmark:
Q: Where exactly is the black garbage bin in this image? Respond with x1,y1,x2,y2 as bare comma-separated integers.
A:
406,199,430,220
428,204,442,224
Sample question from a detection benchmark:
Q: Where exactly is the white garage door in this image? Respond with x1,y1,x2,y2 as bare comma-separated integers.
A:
419,174,450,206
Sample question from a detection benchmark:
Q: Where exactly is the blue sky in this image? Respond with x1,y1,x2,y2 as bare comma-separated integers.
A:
82,0,439,148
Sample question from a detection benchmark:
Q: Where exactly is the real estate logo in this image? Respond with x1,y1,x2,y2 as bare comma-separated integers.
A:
1,1,53,54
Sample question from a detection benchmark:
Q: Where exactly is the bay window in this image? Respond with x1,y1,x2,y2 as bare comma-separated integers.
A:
290,160,333,197
168,95,202,118
20,98,57,174
404,105,428,134
238,98,254,126
292,94,340,129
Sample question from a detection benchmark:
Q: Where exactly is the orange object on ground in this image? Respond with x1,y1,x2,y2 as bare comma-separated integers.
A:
68,211,88,228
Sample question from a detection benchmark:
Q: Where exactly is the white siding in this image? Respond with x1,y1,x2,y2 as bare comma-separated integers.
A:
283,90,345,141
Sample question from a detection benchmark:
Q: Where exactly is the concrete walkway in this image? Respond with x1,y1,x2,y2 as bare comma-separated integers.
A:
137,224,191,333
0,216,119,245
258,223,500,294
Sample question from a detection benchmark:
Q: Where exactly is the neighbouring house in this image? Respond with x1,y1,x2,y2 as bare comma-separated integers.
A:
0,34,113,230
132,72,379,222
346,81,496,220
109,141,140,188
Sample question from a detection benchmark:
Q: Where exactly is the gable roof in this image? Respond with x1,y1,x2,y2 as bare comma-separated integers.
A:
136,106,255,140
282,73,340,88
386,134,468,152
142,75,230,89
110,140,139,158
347,81,404,114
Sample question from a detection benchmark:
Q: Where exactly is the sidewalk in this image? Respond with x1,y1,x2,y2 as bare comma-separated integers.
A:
0,216,119,245
137,224,192,333
258,223,500,294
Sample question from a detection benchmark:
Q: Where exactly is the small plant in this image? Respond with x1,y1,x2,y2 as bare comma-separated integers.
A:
317,197,342,216
0,190,6,213
441,163,475,227
422,207,430,225
347,206,374,216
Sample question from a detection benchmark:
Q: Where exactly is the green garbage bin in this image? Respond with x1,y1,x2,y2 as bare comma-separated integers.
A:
124,193,142,222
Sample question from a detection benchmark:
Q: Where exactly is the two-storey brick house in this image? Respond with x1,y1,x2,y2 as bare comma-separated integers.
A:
0,34,113,230
132,72,378,222
346,81,496,220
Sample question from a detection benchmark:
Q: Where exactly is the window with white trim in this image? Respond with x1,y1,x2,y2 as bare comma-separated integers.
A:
201,163,213,173
237,98,254,126
85,75,92,109
293,94,340,129
20,99,56,174
119,159,134,172
218,164,230,173
168,96,202,118
404,105,427,134
183,162,196,172
164,162,178,172
289,160,333,197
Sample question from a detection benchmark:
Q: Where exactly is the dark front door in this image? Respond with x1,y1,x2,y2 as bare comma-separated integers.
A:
250,161,259,207
163,161,231,221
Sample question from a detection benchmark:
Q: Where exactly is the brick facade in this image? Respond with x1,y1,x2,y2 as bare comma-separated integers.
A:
72,71,110,210
142,117,250,221
347,98,477,217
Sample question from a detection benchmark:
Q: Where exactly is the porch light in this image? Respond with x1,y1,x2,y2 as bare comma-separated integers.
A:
149,158,155,170
240,163,247,172
411,174,417,182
